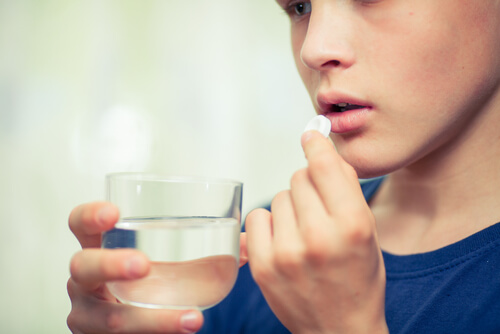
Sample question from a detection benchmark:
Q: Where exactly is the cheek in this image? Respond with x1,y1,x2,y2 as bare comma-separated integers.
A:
373,24,461,104
370,5,500,119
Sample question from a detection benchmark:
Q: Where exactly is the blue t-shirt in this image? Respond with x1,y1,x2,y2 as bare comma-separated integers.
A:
200,178,500,333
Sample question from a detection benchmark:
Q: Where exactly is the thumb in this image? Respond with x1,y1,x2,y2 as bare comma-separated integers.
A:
301,130,336,161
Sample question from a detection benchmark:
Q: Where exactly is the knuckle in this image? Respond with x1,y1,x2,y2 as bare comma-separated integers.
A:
69,201,113,236
302,223,326,246
156,311,182,333
273,247,303,275
104,310,126,333
244,209,260,228
66,311,77,332
69,202,95,229
69,253,83,281
246,208,262,221
272,190,290,205
67,305,85,334
341,161,358,180
342,216,374,246
270,190,291,213
68,205,83,234
156,317,172,333
301,229,332,264
98,253,118,278
308,153,335,174
304,242,330,265
67,278,77,300
251,262,276,286
82,205,98,229
247,207,270,220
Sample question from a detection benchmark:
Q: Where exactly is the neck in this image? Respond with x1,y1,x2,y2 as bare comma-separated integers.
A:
371,107,500,255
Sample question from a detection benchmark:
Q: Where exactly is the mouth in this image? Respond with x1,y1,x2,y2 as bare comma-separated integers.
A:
330,103,368,113
317,94,373,133
316,91,373,115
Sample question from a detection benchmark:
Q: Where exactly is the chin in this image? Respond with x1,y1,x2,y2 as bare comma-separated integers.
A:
333,135,419,180
339,151,404,180
354,167,390,180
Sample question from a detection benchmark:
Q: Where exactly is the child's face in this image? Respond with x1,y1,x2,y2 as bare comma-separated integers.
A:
281,0,500,178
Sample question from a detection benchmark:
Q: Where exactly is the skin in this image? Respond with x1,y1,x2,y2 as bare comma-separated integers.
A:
67,0,500,333
67,203,249,334
67,202,206,334
243,0,500,333
292,0,500,179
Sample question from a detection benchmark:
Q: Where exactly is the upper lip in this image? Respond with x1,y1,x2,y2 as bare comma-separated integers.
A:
316,90,372,114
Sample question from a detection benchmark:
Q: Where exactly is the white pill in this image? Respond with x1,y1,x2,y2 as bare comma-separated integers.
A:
304,115,331,138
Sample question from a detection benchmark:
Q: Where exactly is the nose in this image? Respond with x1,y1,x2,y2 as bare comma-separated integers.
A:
300,9,355,71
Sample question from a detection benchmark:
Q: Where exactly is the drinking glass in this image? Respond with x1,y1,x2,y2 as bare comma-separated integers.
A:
101,173,243,310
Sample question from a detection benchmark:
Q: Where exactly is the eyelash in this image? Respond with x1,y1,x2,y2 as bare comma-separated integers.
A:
283,1,312,20
281,0,382,19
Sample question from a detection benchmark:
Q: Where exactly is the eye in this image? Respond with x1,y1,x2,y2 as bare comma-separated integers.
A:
283,1,312,19
293,2,311,16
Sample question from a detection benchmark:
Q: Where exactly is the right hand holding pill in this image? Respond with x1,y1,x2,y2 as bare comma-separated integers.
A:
244,131,388,333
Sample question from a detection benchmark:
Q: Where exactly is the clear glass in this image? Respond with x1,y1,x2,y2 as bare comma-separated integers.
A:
101,173,243,310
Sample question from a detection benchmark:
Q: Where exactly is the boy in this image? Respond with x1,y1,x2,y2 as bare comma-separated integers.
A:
67,1,500,333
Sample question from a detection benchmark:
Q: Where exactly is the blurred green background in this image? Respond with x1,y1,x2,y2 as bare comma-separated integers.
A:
0,1,314,332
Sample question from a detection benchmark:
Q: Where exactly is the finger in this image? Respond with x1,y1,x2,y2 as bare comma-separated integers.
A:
69,201,120,248
269,190,302,248
289,168,330,231
68,300,204,334
70,248,150,291
301,131,363,213
239,232,248,267
245,208,273,264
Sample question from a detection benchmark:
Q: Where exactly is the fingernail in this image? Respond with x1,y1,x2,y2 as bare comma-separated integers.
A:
301,131,314,147
180,311,200,333
239,242,248,267
239,255,248,267
126,256,146,278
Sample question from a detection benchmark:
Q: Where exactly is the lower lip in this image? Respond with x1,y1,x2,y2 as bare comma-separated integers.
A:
325,107,371,134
